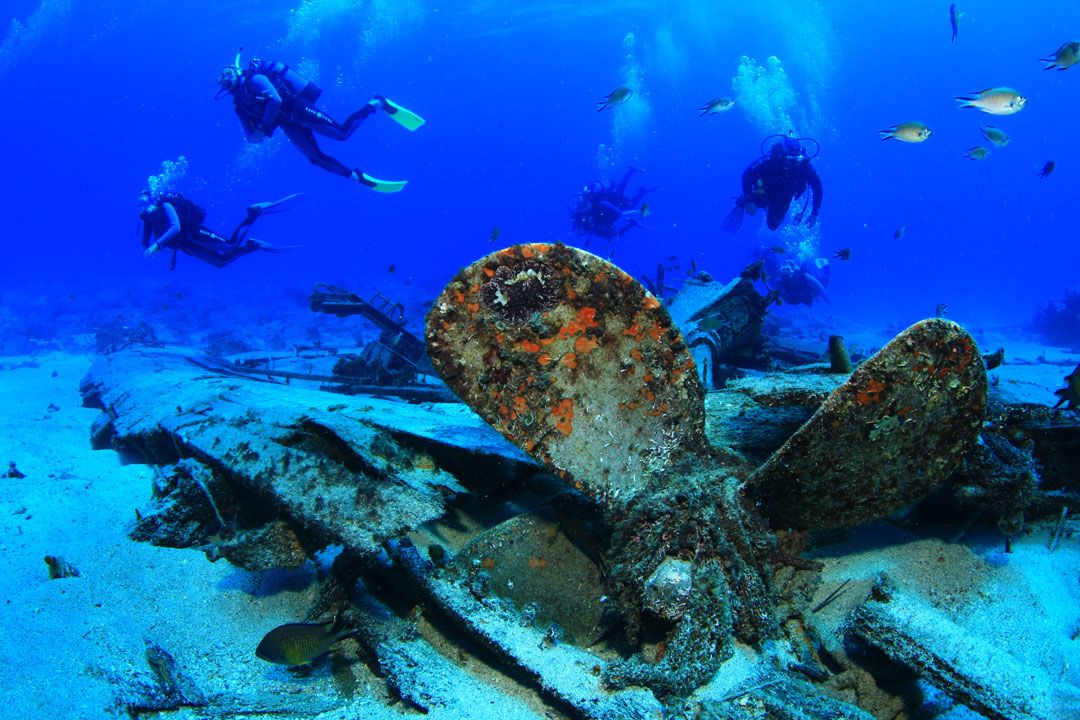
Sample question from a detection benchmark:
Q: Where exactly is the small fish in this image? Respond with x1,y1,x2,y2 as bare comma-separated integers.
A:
1041,41,1080,71
488,226,501,243
256,615,358,667
387,264,396,273
893,225,906,241
698,97,735,117
879,121,932,143
949,4,961,43
935,302,949,318
955,87,1027,115
833,247,851,261
640,202,650,219
596,86,633,112
964,146,990,160
1039,160,1056,178
767,244,787,254
979,125,1010,147
44,555,80,580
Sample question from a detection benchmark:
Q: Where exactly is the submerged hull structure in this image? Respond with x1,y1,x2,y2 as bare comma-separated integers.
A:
79,244,1080,720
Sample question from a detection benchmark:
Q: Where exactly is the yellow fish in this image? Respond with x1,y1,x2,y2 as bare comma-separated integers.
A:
955,87,1026,115
698,97,735,116
879,121,932,143
980,126,1010,147
596,86,633,111
1041,41,1080,71
256,615,357,667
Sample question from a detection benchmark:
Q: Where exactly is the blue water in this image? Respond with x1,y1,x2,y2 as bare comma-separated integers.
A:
3,0,1078,337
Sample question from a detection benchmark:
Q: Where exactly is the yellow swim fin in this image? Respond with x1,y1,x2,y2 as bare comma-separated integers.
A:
379,96,426,131
359,172,408,193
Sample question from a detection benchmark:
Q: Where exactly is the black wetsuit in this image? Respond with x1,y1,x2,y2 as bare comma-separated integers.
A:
140,194,269,269
571,168,651,240
740,151,822,231
231,61,377,177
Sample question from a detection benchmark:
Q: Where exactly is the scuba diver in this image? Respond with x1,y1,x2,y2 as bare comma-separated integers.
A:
570,167,652,240
139,190,301,270
216,52,425,193
756,248,832,307
723,135,822,233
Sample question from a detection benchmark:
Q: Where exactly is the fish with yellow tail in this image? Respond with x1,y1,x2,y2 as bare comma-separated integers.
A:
256,613,358,667
1041,41,1080,71
596,87,633,111
955,87,1026,115
698,97,735,117
980,126,1010,147
879,121,932,143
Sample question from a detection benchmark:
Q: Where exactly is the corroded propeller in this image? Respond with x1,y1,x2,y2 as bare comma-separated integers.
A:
426,243,706,502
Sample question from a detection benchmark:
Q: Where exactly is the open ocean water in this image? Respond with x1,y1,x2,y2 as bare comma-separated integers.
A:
2,3,1079,719
2,1,1078,342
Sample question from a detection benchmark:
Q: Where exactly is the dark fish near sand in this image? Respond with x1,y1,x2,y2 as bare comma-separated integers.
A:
833,248,851,261
698,97,735,117
596,86,633,111
256,615,358,667
949,4,961,42
1039,161,1056,178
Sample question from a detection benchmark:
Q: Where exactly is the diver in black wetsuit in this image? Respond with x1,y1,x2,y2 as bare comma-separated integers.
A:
570,167,652,240
723,135,823,233
139,191,300,269
216,54,426,193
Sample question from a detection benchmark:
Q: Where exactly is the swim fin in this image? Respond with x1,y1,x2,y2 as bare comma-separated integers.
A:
377,96,426,131
358,172,408,193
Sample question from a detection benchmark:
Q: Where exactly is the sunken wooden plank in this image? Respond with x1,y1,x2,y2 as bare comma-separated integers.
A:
80,348,534,557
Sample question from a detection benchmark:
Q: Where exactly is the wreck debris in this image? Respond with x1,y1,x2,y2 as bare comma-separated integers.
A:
111,640,206,717
667,274,771,386
426,244,989,697
850,585,1060,720
1048,506,1069,552
82,242,1074,716
828,335,852,374
426,242,707,502
750,319,988,530
308,283,435,390
81,349,471,565
1053,363,1080,411
131,459,233,548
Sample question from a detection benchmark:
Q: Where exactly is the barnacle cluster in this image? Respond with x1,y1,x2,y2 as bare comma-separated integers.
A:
479,261,559,324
